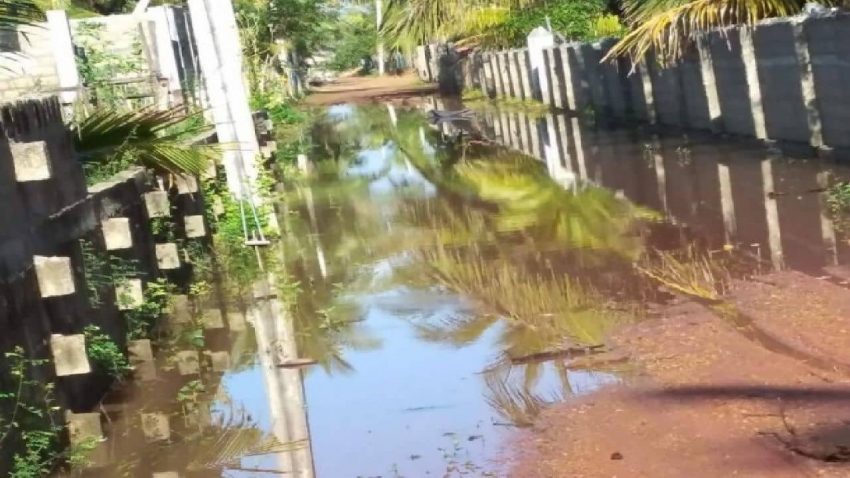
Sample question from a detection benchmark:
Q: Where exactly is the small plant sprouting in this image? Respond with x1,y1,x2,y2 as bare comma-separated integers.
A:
150,217,176,241
79,239,139,308
125,278,173,341
83,326,132,380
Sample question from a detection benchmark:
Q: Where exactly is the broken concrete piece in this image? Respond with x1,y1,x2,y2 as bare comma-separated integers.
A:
34,256,75,297
226,310,246,331
174,175,198,194
140,412,170,441
11,140,51,181
51,334,91,376
143,191,170,218
155,243,180,270
128,339,154,362
206,351,230,372
102,217,133,250
169,295,191,323
175,350,200,375
201,309,224,329
115,279,143,310
184,215,206,238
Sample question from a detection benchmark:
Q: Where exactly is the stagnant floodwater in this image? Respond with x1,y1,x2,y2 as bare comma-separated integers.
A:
78,98,850,477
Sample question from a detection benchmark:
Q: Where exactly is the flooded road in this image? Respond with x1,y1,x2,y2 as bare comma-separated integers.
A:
75,98,850,477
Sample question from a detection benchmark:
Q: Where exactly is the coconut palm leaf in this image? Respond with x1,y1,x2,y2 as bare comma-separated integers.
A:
0,0,44,32
606,0,817,65
73,107,217,176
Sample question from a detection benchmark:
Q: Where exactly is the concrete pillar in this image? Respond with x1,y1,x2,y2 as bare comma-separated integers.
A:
740,28,768,140
141,413,171,441
144,191,170,218
560,45,577,110
545,48,564,108
507,51,523,99
187,0,260,198
718,162,737,244
116,278,144,310
527,27,555,101
761,158,784,270
792,21,823,147
184,215,206,238
46,11,81,104
491,54,504,98
174,350,200,375
102,218,133,250
638,62,657,124
11,141,51,181
571,117,588,180
519,50,534,100
497,52,510,98
696,35,722,131
376,0,384,75
155,243,180,270
147,6,183,103
34,256,75,297
51,334,91,376
817,170,838,266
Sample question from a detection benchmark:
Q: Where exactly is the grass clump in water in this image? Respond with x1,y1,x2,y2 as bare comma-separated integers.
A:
635,248,731,302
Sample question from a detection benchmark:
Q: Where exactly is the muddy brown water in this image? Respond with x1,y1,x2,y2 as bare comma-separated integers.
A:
60,100,850,477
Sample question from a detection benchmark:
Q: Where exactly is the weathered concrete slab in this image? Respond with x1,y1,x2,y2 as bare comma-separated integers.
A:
155,243,180,270
115,279,144,310
174,175,198,194
128,339,154,362
34,256,75,297
143,191,170,218
102,217,133,250
201,309,224,329
11,140,52,181
51,334,91,376
227,310,246,331
140,412,170,441
175,350,200,375
152,473,179,478
133,360,157,381
206,351,230,372
169,295,191,323
184,215,206,238
66,411,108,465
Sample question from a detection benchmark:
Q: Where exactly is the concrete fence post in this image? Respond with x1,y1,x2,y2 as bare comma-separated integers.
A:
560,45,577,110
792,20,824,148
46,10,81,105
696,35,723,131
495,53,508,98
527,27,555,102
520,49,534,100
638,62,658,124
544,48,564,108
739,27,768,140
507,51,523,99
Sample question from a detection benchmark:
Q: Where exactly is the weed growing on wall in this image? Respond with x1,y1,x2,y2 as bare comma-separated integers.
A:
79,239,139,308
125,278,173,341
83,325,131,379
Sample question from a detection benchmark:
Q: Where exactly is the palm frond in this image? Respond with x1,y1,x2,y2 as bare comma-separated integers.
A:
73,107,217,176
606,0,810,65
0,0,44,32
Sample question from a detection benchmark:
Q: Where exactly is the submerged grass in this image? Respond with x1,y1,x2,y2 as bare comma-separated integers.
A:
635,248,731,302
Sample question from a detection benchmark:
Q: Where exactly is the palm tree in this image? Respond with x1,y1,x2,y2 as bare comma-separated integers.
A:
73,107,218,176
0,0,44,33
605,0,831,65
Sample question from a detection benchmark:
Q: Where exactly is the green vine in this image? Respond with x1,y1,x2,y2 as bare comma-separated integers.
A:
82,326,131,380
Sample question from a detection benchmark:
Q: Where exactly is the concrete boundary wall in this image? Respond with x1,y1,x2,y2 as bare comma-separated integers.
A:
432,12,850,152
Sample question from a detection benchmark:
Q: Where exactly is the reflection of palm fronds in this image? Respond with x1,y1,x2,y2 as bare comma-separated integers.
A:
414,313,498,347
636,248,730,301
484,371,558,427
188,429,307,470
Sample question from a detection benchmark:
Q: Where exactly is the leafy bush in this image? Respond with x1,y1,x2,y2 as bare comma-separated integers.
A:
83,326,131,379
494,0,608,47
327,11,378,72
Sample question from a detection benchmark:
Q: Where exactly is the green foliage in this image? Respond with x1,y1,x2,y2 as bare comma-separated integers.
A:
327,10,378,72
125,278,172,340
75,0,134,14
493,0,607,47
829,181,850,236
591,13,626,38
0,347,62,478
74,22,146,108
83,325,131,379
79,239,139,308
251,91,304,126
0,1,45,34
73,108,216,177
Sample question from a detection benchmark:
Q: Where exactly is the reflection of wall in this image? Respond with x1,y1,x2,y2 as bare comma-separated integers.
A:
453,14,850,152
473,107,850,272
250,279,316,478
